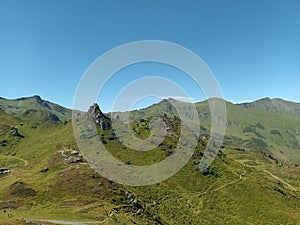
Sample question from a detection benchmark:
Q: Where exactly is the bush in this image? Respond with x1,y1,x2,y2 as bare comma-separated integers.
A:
201,167,221,177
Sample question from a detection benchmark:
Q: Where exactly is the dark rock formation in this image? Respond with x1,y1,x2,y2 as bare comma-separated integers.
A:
40,167,49,172
0,168,10,175
70,158,84,163
60,149,84,164
41,101,52,109
124,190,144,209
70,150,79,155
0,140,7,146
48,112,61,122
10,127,25,138
88,103,110,130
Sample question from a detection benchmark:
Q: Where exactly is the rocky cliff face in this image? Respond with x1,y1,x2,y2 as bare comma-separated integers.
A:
88,103,110,130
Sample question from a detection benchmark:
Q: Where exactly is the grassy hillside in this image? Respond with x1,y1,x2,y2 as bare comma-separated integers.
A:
131,98,300,165
0,97,300,224
239,97,300,119
0,96,71,123
202,100,300,164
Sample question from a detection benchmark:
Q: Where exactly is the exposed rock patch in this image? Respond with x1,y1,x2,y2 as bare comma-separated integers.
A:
88,103,110,130
59,149,84,164
10,127,25,138
0,140,7,146
18,218,46,225
0,168,10,175
40,167,49,173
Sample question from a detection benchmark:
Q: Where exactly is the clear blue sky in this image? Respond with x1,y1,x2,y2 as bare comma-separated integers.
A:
0,0,299,112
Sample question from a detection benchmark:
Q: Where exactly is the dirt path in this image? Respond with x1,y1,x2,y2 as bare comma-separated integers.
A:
0,156,29,181
0,155,29,167
12,156,29,166
195,174,242,197
37,219,99,225
263,169,297,191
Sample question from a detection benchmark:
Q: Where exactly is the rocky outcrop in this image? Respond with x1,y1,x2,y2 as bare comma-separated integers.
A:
40,167,49,173
124,190,144,209
59,149,84,164
0,140,7,146
70,158,84,163
18,218,46,225
0,168,10,175
88,103,110,130
10,127,25,138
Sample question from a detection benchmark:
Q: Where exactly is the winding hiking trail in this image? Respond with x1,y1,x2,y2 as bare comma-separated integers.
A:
34,219,100,225
263,169,297,191
12,156,29,166
0,156,29,180
195,174,242,197
36,211,115,225
3,155,29,166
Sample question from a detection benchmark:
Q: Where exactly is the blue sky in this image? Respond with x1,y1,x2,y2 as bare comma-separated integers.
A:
0,0,299,112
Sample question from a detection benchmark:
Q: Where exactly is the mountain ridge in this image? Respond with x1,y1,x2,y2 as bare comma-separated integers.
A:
1,95,300,164
1,95,300,224
2,94,300,112
0,95,71,123
238,97,300,119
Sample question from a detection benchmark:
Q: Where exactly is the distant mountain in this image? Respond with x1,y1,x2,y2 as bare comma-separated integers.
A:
238,97,300,119
128,98,300,164
0,95,71,123
1,96,300,224
1,95,300,163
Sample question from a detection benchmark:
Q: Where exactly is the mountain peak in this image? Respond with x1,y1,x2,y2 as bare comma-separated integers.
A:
238,97,300,119
32,95,42,101
88,103,110,130
260,97,271,101
0,95,71,123
16,95,42,101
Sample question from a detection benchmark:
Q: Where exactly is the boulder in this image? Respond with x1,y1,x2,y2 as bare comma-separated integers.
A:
124,191,143,209
10,127,25,138
70,150,79,155
40,167,49,173
70,158,84,163
0,140,7,146
0,168,10,175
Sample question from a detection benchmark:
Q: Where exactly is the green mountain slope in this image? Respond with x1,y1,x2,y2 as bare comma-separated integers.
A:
0,97,300,224
133,98,300,164
0,95,71,123
202,99,300,164
238,97,300,119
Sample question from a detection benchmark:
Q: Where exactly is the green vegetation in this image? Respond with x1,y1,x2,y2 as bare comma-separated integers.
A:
0,96,71,123
239,97,300,119
0,96,300,224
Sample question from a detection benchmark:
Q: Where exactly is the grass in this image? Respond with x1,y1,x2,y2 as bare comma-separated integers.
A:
0,96,71,123
126,98,300,164
0,98,300,224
